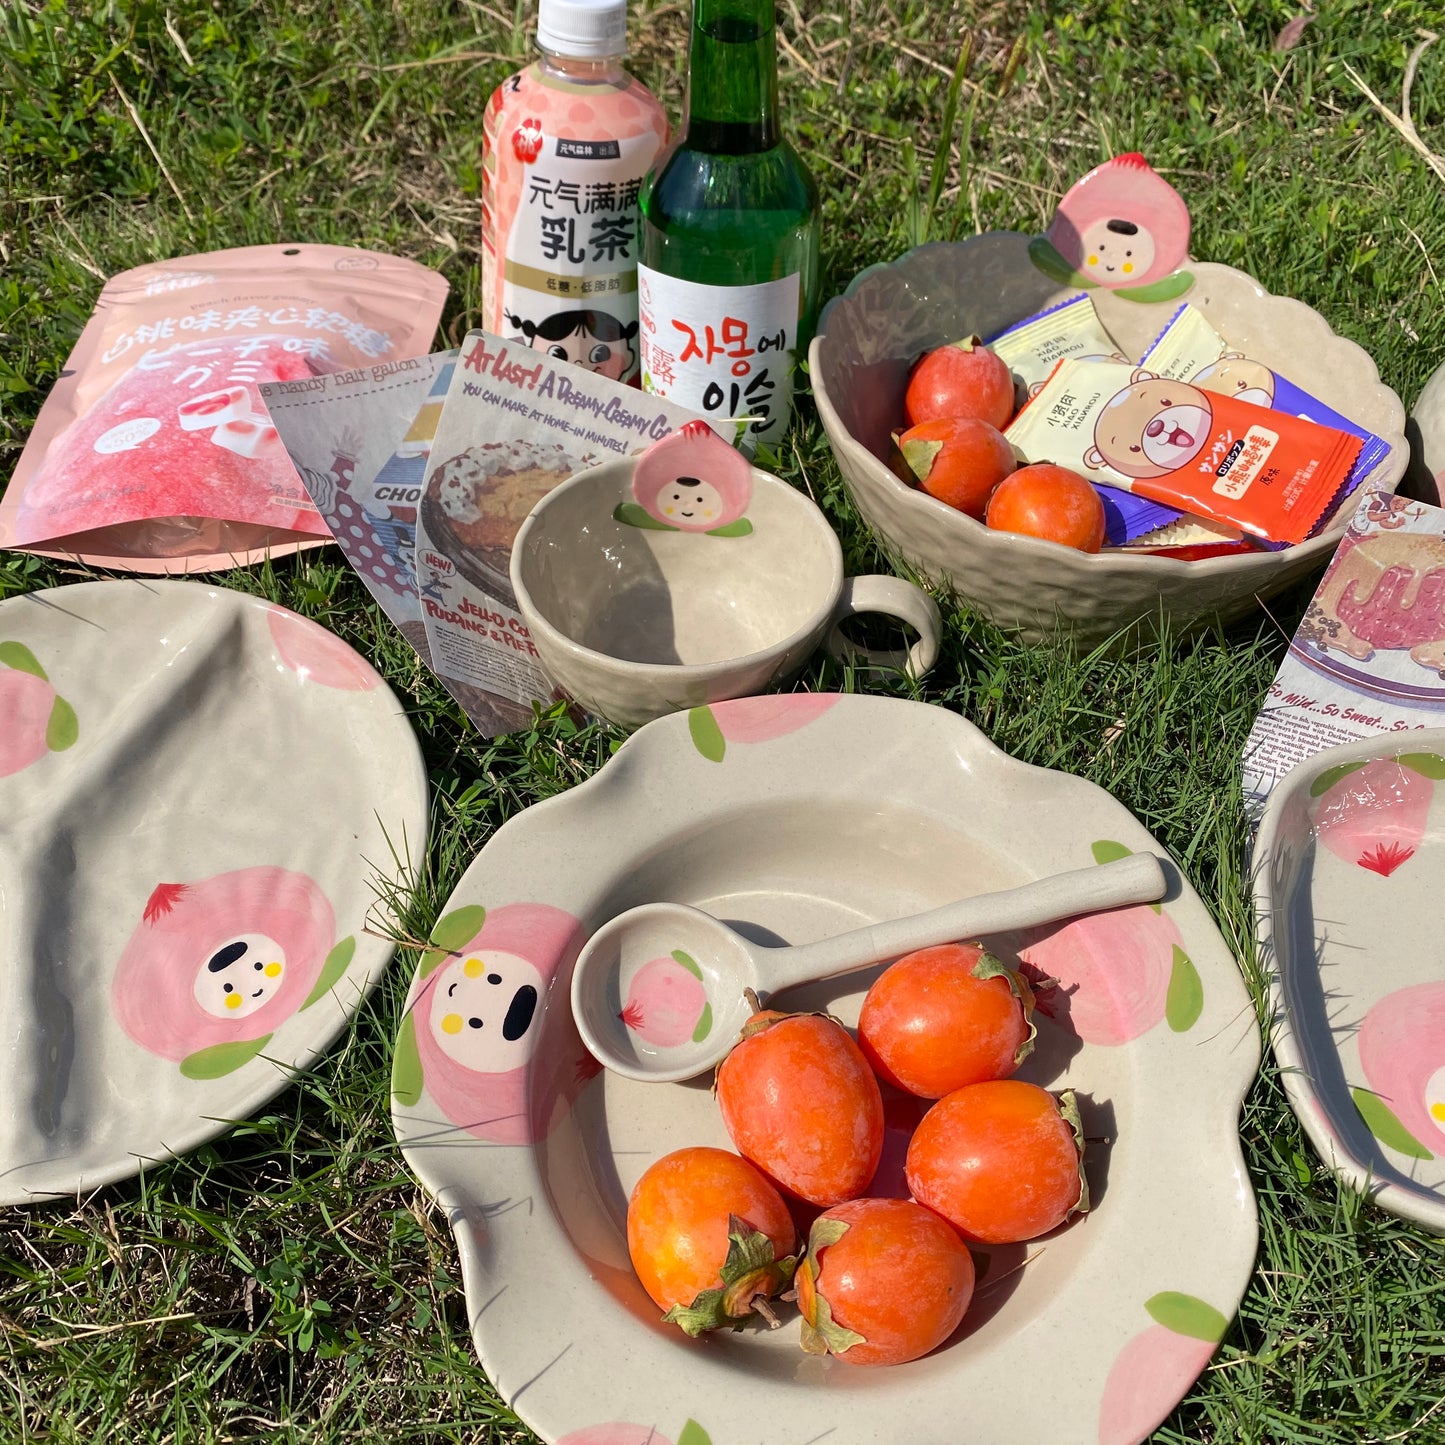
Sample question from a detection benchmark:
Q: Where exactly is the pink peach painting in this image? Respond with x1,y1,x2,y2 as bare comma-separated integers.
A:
266,606,381,692
687,693,840,762
1355,981,1445,1159
393,901,588,1144
0,641,77,776
1312,755,1436,877
1018,843,1201,1042
111,866,351,1078
615,421,753,536
620,951,710,1047
1097,1292,1226,1445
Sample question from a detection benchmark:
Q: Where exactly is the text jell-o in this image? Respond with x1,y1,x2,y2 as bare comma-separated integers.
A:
1005,357,1362,546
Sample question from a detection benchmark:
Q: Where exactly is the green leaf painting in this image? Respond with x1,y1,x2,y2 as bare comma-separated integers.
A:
1353,1088,1432,1160
1028,235,1087,287
691,1002,713,1044
1092,838,1160,910
1310,760,1368,797
391,1014,423,1107
180,1034,272,1080
706,517,753,537
676,1422,713,1445
0,640,47,680
672,949,703,979
613,501,677,531
1145,1291,1228,1343
1397,751,1445,780
300,936,356,1010
421,905,486,976
688,706,726,763
45,696,78,751
1113,270,1195,303
1166,945,1203,1032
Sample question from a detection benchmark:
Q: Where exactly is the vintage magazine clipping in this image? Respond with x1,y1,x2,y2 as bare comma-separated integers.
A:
1243,487,1445,820
412,329,724,735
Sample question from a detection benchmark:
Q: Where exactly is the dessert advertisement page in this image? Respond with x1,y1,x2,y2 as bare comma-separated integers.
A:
1243,487,1445,819
414,329,723,733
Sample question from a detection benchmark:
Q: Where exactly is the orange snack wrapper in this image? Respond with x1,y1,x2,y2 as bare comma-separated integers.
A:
1005,358,1363,546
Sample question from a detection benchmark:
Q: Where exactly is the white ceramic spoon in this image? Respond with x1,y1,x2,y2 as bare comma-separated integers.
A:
570,852,1167,1082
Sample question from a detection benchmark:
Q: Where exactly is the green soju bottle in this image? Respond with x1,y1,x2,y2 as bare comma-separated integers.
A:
637,0,820,449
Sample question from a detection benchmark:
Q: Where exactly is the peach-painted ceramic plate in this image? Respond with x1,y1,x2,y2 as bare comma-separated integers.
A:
1254,730,1445,1233
0,580,427,1204
391,695,1260,1445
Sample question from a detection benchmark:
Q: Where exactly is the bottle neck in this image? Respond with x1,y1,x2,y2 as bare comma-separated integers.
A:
537,47,628,84
684,0,779,154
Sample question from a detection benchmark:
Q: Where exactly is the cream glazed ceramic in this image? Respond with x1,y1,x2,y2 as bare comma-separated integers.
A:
1254,730,1445,1233
0,580,428,1204
1412,360,1445,496
391,694,1260,1445
811,233,1409,646
510,452,941,728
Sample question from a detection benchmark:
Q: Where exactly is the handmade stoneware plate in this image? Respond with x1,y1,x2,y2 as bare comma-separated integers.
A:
1254,730,1445,1234
391,694,1260,1445
811,234,1409,645
0,580,427,1204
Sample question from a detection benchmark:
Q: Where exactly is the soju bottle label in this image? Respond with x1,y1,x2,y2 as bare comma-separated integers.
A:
637,267,800,447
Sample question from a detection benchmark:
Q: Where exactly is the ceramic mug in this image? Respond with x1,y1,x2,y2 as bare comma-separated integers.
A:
510,457,942,727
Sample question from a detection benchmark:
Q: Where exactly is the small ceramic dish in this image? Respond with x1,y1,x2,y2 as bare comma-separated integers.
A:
0,580,428,1204
510,444,940,728
391,695,1260,1445
810,233,1409,645
1253,730,1445,1233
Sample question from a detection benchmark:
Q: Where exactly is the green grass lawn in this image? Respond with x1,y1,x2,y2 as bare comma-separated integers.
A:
4,0,1445,1440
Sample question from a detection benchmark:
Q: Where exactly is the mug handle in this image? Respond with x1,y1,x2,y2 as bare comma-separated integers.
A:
824,575,942,681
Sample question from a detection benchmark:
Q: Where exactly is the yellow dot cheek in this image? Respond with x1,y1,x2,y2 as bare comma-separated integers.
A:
263,962,282,977
463,957,484,978
225,994,242,1011
663,506,675,515
1122,262,1134,274
441,1013,463,1035
1431,1101,1445,1122
1087,254,1099,266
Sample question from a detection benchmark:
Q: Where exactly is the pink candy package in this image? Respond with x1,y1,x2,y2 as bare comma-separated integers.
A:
1,244,448,572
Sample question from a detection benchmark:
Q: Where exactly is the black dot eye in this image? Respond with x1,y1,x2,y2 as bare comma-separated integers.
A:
254,961,263,971
487,973,502,985
223,983,234,993
468,1017,484,1029
1125,250,1133,257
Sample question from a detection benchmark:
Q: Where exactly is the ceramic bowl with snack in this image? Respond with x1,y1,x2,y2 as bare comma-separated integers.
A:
811,230,1409,645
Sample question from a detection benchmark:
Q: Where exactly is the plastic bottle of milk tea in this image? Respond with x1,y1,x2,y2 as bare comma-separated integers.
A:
480,0,668,387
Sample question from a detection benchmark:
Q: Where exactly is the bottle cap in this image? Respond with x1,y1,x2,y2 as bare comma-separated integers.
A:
537,0,629,58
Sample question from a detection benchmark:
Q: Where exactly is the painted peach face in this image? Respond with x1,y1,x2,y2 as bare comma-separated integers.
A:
1078,217,1157,281
429,949,546,1072
192,932,287,1019
657,476,724,526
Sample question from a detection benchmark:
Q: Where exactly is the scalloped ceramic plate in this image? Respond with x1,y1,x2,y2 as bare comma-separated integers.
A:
811,234,1408,645
1254,730,1445,1233
0,580,428,1204
391,695,1259,1445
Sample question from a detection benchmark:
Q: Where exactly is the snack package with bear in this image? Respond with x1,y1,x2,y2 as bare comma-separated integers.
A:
0,244,448,572
986,296,1187,546
1005,357,1362,546
1139,303,1391,508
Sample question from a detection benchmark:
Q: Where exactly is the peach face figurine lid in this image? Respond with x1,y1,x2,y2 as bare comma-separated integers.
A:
614,420,756,537
0,580,428,1204
1028,152,1194,304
